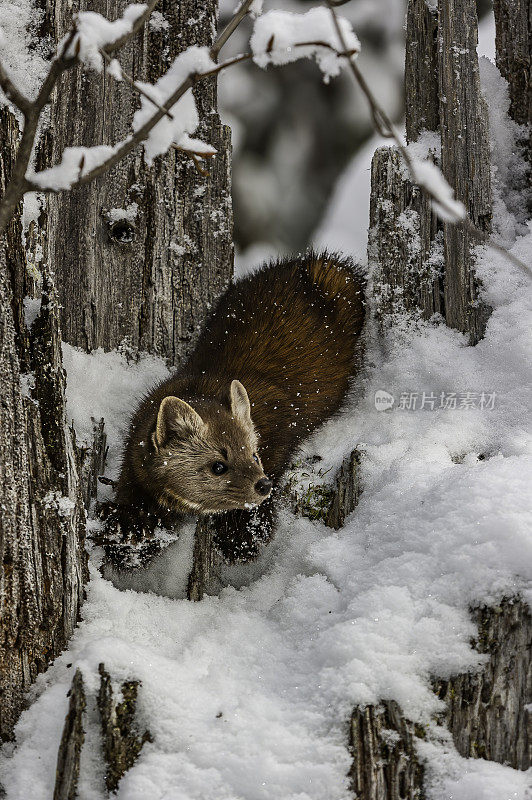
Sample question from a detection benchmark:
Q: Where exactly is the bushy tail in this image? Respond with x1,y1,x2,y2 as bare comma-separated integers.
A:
304,249,365,300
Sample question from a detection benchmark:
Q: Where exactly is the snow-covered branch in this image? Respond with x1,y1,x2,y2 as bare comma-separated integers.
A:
6,0,524,283
251,8,360,81
0,1,362,225
0,0,243,234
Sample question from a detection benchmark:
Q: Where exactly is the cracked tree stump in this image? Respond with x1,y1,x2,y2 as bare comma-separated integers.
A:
439,0,492,343
0,242,87,741
325,449,362,530
369,146,442,325
97,663,152,793
42,0,233,363
435,598,531,769
53,669,86,800
373,0,492,342
349,702,424,800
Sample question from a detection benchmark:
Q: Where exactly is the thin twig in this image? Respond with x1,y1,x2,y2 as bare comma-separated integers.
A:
0,27,79,233
173,144,216,158
326,1,531,277
191,155,210,176
0,60,32,115
211,0,255,60
101,49,174,121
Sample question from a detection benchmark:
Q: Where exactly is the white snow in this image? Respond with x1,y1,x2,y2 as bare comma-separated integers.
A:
177,134,217,157
148,11,170,33
106,58,123,81
62,344,170,489
23,296,41,328
22,192,43,232
0,0,48,103
249,0,264,19
409,155,466,223
26,144,121,191
106,202,138,224
251,8,361,81
132,46,215,165
63,5,147,72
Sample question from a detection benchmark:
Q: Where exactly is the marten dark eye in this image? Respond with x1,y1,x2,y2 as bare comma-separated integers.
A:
211,461,228,475
253,453,259,464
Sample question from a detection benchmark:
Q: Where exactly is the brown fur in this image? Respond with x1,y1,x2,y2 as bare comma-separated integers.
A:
106,251,365,565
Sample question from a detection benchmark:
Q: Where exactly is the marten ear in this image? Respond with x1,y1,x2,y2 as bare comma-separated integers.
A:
154,396,204,448
230,380,252,424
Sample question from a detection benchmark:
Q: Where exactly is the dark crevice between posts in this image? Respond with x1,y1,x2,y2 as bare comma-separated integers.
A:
75,417,108,510
493,0,532,207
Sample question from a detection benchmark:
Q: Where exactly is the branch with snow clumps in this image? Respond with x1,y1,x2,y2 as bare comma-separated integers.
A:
0,1,360,216
251,7,360,81
325,1,530,277
0,0,249,232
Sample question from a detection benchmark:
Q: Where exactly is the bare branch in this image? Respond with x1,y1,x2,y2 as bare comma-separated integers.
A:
0,60,32,115
326,1,531,278
211,0,256,60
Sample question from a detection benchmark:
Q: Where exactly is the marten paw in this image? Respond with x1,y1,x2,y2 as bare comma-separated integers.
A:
96,502,166,570
210,496,277,562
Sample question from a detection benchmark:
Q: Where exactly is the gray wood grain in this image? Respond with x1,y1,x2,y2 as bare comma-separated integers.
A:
53,669,86,800
439,0,492,343
42,0,233,364
369,146,442,323
0,243,86,741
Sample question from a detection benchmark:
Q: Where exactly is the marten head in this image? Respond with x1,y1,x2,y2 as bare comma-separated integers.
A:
148,380,272,514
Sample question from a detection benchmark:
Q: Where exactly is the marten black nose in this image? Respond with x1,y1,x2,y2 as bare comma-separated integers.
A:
255,478,272,496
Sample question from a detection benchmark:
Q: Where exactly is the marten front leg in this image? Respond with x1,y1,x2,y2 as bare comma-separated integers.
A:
208,492,277,562
97,500,178,571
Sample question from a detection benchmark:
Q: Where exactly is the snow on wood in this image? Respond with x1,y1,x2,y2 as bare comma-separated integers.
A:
251,8,361,80
62,5,148,71
132,46,215,164
409,156,466,223
26,144,121,191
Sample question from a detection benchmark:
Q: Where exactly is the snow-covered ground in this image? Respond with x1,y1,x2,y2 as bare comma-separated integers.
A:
2,10,532,800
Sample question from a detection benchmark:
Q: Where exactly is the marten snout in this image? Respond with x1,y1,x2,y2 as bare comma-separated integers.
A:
255,477,272,497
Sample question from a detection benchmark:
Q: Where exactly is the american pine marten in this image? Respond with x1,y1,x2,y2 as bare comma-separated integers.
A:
102,251,365,567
